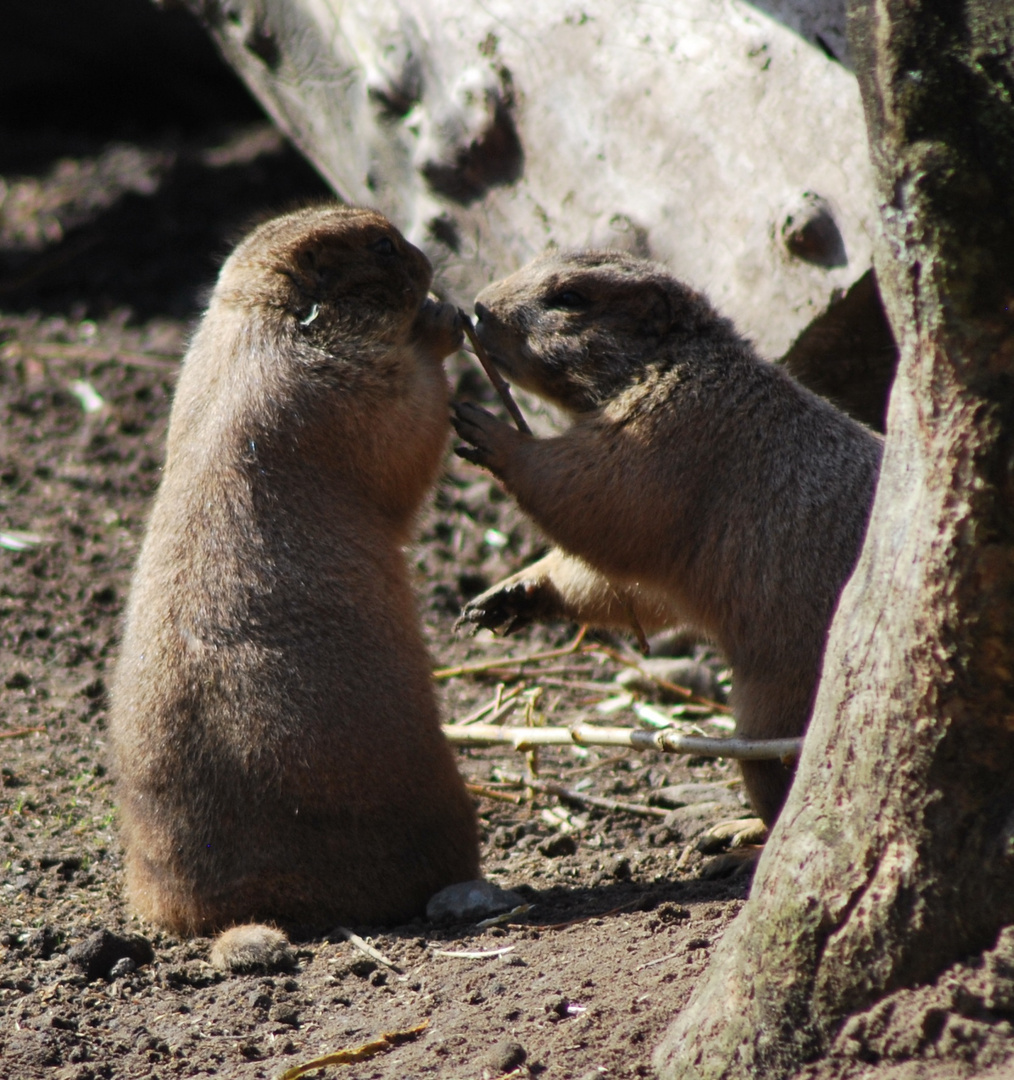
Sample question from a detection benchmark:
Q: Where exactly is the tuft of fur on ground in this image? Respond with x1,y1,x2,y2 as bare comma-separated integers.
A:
209,926,296,975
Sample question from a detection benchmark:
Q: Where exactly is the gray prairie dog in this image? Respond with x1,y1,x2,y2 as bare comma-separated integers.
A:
110,204,479,937
452,250,883,825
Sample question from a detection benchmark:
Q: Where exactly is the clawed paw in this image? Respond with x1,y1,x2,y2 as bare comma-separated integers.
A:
456,579,544,636
451,402,519,476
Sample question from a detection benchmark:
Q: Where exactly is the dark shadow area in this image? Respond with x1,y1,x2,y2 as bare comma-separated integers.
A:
0,0,331,323
743,0,852,68
780,269,898,432
0,0,260,140
308,870,752,946
0,134,330,322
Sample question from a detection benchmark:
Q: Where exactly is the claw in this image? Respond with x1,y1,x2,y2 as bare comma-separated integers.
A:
454,446,486,465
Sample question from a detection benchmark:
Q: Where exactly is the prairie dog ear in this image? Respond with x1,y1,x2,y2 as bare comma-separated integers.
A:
639,283,677,338
641,281,716,339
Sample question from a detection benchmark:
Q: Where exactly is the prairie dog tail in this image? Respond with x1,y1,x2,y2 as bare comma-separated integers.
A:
209,924,296,974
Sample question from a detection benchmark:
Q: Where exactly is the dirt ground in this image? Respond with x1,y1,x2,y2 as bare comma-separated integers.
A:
2,8,1014,1080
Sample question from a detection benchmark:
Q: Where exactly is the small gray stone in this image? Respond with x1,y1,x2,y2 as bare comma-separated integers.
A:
107,957,137,980
609,855,632,880
426,879,524,923
481,1038,527,1075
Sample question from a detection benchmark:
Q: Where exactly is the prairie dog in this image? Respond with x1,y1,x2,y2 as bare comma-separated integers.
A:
110,204,479,936
453,250,882,824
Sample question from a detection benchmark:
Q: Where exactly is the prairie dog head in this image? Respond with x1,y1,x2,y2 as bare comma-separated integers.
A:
216,203,461,362
167,205,461,509
472,250,721,414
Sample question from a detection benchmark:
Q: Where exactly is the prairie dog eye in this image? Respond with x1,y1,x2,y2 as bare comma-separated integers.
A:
547,289,590,311
370,236,396,256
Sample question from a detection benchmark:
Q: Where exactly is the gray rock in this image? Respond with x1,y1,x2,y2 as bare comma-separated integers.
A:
425,879,523,923
107,957,137,980
200,0,875,363
480,1038,527,1076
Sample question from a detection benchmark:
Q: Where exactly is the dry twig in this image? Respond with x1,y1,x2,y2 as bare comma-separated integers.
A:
0,726,45,740
636,949,683,971
496,772,669,819
585,640,733,714
476,903,532,929
466,782,524,804
330,926,403,975
443,723,801,761
540,899,641,931
458,310,532,434
460,684,524,724
433,627,587,679
276,1020,428,1079
429,945,516,959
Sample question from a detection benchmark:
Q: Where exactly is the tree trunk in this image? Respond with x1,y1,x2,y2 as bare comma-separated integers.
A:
654,2,1014,1077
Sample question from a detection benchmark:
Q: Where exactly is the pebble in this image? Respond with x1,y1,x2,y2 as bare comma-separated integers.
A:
425,879,524,923
107,957,137,980
480,1037,527,1075
609,855,632,880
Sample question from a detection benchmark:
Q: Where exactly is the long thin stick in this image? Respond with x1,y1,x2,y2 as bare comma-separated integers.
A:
514,773,669,818
586,641,733,715
460,685,524,724
442,723,801,761
458,309,532,435
435,634,733,716
433,628,587,679
430,945,516,959
466,782,524,804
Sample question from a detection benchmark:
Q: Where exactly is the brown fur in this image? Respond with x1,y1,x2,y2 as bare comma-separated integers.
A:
452,250,883,825
110,204,479,935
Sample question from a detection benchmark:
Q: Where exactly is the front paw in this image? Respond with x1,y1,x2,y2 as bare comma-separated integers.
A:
451,401,521,476
413,298,464,360
456,578,546,636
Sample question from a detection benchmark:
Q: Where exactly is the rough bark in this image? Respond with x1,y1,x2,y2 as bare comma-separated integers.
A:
654,2,1014,1078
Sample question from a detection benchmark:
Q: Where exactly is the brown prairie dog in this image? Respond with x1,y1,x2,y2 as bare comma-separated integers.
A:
452,250,882,825
110,204,479,938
